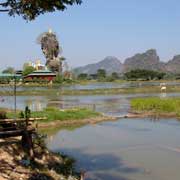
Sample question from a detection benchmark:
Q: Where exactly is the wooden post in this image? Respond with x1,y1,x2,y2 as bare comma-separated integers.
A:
21,130,34,160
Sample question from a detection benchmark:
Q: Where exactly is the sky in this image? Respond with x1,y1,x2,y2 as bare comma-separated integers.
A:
0,0,180,70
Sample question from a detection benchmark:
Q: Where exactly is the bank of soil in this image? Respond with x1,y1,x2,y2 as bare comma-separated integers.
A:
126,111,178,119
38,115,118,128
0,138,80,180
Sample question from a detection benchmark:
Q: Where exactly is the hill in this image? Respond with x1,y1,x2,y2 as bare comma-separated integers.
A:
123,49,166,72
74,56,123,75
165,55,180,74
73,49,180,75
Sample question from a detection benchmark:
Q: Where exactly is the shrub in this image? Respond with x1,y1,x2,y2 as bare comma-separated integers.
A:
0,111,7,119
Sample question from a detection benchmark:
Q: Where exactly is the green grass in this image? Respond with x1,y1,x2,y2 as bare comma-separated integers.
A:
7,107,101,122
131,97,180,116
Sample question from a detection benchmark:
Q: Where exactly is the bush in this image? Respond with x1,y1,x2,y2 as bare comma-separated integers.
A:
53,75,63,84
78,73,88,80
0,111,7,119
23,66,35,76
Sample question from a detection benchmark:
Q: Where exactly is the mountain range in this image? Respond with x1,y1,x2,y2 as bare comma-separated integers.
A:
73,49,180,75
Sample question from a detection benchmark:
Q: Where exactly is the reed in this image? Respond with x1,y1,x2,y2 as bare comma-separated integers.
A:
131,97,180,116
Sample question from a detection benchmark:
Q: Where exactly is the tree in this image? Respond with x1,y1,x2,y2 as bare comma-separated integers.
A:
2,67,15,74
53,74,63,84
124,69,166,81
111,72,119,79
0,0,82,20
97,69,106,80
78,73,88,80
23,66,35,76
23,62,30,70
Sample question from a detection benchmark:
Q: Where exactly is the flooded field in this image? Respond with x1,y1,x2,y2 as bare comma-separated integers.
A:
1,92,180,114
1,80,180,92
1,83,180,180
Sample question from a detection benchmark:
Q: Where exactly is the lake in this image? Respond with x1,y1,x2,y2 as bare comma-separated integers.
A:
1,80,180,92
46,118,180,180
1,83,180,180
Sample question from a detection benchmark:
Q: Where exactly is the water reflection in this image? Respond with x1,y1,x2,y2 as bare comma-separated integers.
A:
26,99,45,111
1,93,180,115
46,119,180,180
1,81,180,92
59,148,146,180
0,96,48,111
160,92,167,98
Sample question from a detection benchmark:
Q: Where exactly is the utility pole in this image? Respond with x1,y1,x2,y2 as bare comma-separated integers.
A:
14,74,17,120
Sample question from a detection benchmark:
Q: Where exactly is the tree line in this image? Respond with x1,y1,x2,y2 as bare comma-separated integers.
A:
78,69,121,82
77,69,177,81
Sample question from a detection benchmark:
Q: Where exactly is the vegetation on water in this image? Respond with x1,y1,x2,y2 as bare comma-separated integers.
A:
131,97,180,117
32,108,100,122
6,107,100,122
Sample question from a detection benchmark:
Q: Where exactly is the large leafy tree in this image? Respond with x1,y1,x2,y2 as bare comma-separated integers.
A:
22,66,35,76
2,67,15,74
97,69,106,79
0,0,82,20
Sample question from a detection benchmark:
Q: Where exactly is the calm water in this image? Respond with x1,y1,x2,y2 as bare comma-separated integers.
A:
1,92,180,113
1,80,180,92
46,118,180,180
1,83,180,180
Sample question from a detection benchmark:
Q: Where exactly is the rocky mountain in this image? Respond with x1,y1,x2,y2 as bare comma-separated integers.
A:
74,56,123,75
123,49,165,72
73,49,180,75
165,55,180,74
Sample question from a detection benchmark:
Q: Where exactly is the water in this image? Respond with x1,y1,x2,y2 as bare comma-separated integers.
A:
1,80,180,92
1,82,180,179
1,92,180,113
46,118,180,180
62,81,180,90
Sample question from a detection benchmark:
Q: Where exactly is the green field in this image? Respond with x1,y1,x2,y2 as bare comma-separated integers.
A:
7,107,101,122
131,97,180,117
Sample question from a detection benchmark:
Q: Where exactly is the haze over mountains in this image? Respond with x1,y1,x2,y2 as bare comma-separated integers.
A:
74,49,180,75
74,56,123,75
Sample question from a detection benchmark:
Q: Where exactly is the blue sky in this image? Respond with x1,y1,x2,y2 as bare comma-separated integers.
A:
0,0,180,70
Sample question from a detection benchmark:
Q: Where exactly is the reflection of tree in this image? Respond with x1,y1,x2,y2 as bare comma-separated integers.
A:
0,78,20,112
57,148,145,180
25,99,44,112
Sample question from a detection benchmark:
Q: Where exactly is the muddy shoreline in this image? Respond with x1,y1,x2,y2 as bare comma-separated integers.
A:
38,112,180,130
38,115,119,129
125,111,178,119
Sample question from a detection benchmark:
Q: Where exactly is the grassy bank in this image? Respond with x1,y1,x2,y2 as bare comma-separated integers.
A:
32,107,101,122
7,107,101,122
131,97,180,117
4,107,117,129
